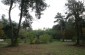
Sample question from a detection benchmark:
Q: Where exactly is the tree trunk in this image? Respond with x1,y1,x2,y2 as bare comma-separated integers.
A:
79,18,83,44
14,0,24,45
75,16,80,45
8,0,14,46
61,27,64,42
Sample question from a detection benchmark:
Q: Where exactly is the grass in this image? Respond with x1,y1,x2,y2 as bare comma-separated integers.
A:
0,41,85,55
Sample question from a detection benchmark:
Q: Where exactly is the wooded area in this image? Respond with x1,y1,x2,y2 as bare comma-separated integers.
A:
0,0,85,55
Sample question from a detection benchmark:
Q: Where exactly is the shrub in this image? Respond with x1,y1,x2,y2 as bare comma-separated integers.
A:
39,34,52,43
27,32,36,44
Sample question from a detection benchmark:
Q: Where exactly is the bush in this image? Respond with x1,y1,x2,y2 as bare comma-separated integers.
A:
19,30,53,44
39,34,52,43
27,32,36,44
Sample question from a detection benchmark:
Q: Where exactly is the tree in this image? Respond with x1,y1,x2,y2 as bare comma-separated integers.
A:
65,0,85,45
2,0,18,46
1,14,11,39
1,15,18,40
16,0,47,45
54,12,66,41
22,18,32,31
64,17,76,40
2,0,47,46
54,12,66,31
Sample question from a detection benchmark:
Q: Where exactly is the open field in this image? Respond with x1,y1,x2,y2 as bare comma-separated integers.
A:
0,41,85,55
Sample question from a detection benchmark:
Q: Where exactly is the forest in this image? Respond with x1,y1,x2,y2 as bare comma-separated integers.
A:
0,0,85,55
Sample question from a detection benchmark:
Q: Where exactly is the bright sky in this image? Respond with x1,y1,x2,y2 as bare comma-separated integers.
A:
0,0,67,30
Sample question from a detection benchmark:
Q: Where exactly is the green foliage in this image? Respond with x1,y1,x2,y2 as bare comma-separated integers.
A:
65,0,85,44
19,29,54,44
27,31,36,44
39,34,52,43
54,12,65,30
19,29,28,39
2,0,47,46
0,23,4,38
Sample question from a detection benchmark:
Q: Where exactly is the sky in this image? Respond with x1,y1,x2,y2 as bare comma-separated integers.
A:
0,0,67,30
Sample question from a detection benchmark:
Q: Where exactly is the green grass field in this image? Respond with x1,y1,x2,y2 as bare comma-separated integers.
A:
0,41,85,55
